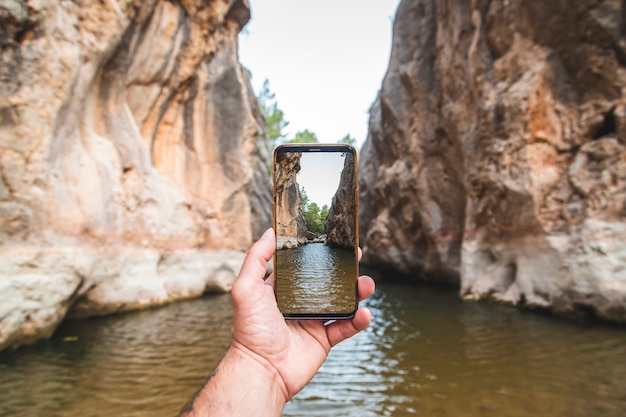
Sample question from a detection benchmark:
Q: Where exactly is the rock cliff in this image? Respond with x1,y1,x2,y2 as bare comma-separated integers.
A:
360,0,626,322
325,151,357,249
0,0,271,350
274,151,307,249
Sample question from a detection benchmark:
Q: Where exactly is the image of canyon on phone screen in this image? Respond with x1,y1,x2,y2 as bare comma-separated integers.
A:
273,143,358,319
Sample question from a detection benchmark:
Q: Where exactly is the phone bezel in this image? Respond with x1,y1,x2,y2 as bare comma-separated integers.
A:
272,143,359,320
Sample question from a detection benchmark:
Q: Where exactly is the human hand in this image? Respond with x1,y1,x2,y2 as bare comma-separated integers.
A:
229,227,375,402
179,228,375,417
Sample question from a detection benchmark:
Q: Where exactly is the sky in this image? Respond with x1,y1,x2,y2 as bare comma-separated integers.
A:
238,0,400,149
297,152,345,208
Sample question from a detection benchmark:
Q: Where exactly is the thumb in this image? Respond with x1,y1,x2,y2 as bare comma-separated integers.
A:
232,228,275,300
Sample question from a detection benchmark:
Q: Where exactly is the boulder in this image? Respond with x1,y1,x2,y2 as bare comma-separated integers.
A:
276,236,307,251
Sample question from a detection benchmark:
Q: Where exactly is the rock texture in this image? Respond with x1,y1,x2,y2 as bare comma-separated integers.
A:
0,0,271,350
325,151,357,249
360,0,626,322
274,151,307,249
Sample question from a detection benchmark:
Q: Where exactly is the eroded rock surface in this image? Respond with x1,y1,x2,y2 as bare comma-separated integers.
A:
325,151,357,249
274,151,307,249
360,0,626,322
0,0,271,350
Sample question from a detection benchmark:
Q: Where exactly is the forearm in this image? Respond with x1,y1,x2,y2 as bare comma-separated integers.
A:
180,345,287,416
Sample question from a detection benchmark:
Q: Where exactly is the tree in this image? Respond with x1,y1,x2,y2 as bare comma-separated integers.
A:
300,186,309,211
338,133,357,147
299,187,328,236
257,79,289,147
304,202,324,235
289,129,319,143
320,204,329,225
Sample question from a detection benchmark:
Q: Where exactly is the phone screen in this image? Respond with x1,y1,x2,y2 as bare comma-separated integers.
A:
273,144,358,319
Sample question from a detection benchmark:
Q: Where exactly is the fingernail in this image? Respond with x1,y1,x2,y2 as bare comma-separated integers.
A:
260,228,273,241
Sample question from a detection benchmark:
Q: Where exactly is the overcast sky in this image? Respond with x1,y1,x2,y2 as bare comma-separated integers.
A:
238,0,400,149
297,152,345,208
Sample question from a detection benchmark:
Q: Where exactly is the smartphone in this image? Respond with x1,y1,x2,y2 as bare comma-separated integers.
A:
273,143,359,319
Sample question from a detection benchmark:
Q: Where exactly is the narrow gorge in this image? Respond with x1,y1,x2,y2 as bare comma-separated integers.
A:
3,2,626,415
3,0,626,353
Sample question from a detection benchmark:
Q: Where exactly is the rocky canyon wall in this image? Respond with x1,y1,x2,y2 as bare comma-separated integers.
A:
360,0,626,322
325,151,356,249
0,0,272,350
274,151,307,249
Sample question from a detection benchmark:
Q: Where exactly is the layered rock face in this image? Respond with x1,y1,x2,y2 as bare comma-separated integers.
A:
325,151,357,249
0,0,271,350
274,151,307,249
360,0,626,322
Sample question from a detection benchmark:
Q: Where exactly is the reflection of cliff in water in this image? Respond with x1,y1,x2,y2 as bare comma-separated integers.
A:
325,152,356,249
275,152,307,249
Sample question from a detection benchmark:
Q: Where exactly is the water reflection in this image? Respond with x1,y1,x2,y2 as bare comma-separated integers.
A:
1,281,626,416
276,243,357,315
286,282,626,417
0,295,233,417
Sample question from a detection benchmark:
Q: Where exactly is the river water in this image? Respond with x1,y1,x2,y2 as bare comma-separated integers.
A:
1,279,625,416
276,243,357,316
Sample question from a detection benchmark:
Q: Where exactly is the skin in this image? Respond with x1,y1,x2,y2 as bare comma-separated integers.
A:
180,228,376,416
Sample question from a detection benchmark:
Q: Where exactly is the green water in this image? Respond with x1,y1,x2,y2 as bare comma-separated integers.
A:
1,280,625,416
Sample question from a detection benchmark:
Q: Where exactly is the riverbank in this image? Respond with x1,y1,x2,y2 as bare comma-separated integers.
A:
0,242,245,352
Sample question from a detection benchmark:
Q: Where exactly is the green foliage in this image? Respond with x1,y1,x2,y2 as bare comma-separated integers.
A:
257,79,289,147
320,204,329,220
320,204,329,230
300,186,328,235
338,134,357,147
289,129,319,144
255,79,289,174
304,202,323,235
254,77,359,177
254,79,322,147
300,187,309,210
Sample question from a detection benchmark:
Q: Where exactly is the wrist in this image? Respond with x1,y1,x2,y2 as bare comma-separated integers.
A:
227,341,290,405
183,344,287,416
